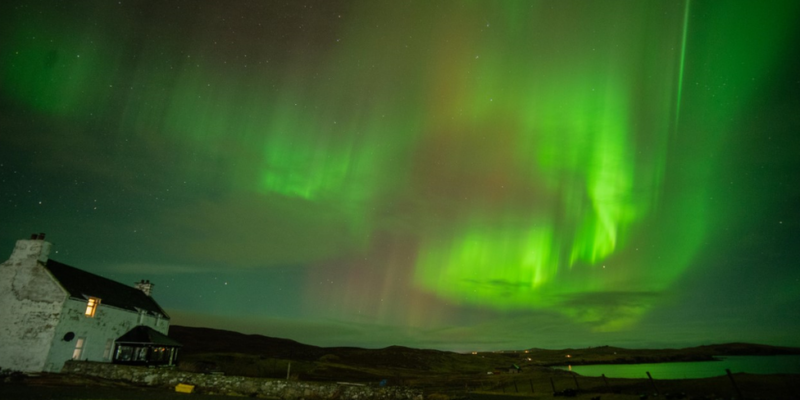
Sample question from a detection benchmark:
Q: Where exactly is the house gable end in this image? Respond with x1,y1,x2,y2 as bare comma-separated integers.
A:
0,248,66,372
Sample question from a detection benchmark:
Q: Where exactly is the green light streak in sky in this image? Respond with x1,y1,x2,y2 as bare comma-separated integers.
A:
675,0,691,129
2,0,798,333
416,221,558,306
534,74,636,267
412,3,681,328
410,0,798,331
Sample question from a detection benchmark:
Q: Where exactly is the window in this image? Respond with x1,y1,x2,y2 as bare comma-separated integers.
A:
72,337,86,360
85,297,100,317
103,339,114,360
116,345,133,361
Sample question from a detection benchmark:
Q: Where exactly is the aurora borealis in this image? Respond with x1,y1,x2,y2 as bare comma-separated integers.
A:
1,0,799,350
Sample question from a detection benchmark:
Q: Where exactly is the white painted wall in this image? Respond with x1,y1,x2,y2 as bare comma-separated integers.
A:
0,240,66,372
45,299,168,372
1,238,171,373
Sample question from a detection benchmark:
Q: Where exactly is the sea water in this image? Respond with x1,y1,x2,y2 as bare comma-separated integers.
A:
555,355,800,379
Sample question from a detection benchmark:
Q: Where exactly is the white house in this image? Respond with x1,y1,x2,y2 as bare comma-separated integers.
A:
0,233,180,373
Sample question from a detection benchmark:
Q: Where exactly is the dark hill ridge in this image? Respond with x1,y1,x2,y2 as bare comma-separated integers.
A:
168,325,467,372
168,325,800,372
694,342,800,356
169,326,324,360
515,343,800,366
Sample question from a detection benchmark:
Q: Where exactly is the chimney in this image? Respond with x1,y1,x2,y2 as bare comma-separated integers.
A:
7,233,52,264
134,279,154,296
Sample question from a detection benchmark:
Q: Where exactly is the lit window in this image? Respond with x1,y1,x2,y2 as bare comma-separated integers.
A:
72,337,85,360
85,297,100,317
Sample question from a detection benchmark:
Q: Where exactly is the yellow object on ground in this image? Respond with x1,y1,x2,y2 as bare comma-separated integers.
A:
175,383,194,393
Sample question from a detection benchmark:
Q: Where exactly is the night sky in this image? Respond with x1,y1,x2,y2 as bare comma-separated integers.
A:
2,0,799,351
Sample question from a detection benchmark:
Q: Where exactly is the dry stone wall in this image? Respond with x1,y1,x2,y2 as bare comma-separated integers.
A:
62,361,423,400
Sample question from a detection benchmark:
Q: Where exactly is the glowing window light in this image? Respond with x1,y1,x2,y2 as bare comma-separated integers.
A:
85,297,100,317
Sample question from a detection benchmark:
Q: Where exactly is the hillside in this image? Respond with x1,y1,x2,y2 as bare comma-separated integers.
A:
167,325,800,383
168,325,512,382
168,326,326,361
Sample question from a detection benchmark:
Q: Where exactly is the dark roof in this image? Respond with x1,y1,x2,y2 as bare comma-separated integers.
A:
45,259,167,317
116,325,182,347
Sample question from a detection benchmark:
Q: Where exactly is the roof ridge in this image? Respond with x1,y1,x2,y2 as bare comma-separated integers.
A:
44,259,168,317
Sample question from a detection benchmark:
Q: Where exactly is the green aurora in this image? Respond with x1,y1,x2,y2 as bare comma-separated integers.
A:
1,0,799,349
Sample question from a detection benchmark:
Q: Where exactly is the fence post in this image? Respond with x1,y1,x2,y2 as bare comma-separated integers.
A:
726,369,745,400
514,381,519,393
286,362,291,380
646,371,659,395
529,378,534,393
550,377,557,393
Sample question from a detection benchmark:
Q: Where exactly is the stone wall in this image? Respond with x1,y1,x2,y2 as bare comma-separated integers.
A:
63,361,423,400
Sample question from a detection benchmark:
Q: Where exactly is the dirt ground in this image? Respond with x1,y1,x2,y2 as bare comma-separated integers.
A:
0,373,249,400
2,371,798,400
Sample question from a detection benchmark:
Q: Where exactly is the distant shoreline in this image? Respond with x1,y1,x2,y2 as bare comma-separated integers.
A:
542,354,719,367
